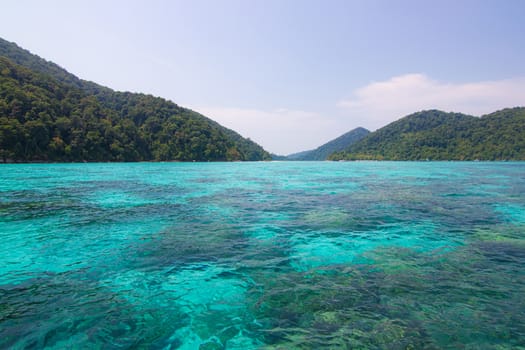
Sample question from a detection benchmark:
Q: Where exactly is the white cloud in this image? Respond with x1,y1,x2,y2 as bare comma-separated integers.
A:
192,74,525,155
338,74,525,130
191,106,338,155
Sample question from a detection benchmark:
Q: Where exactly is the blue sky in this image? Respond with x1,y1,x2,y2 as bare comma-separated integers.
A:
1,0,524,154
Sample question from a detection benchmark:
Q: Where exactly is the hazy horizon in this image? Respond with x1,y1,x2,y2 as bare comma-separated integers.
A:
1,0,524,154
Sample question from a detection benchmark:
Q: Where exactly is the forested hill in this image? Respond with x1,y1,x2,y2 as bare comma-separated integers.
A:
0,38,270,162
286,127,369,160
329,109,525,161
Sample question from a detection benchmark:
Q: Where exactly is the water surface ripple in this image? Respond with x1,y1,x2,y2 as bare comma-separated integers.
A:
1,162,524,349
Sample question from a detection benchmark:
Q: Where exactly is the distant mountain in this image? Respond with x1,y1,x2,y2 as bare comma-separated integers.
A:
285,150,313,161
0,38,270,162
329,109,525,161
284,127,370,160
269,153,288,161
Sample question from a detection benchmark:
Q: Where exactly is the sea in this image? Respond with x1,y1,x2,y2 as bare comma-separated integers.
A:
1,162,524,349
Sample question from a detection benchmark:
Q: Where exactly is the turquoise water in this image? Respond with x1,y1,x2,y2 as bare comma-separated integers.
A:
1,162,524,349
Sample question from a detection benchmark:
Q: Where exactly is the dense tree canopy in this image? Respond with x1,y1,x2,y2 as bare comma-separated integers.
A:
0,38,270,162
329,109,525,161
2,38,523,163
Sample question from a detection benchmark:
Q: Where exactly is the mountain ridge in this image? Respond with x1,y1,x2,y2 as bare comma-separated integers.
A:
329,108,525,160
2,38,524,163
0,38,271,162
284,127,370,160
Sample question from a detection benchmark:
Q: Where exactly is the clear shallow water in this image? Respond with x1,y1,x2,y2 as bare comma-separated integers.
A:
1,162,524,349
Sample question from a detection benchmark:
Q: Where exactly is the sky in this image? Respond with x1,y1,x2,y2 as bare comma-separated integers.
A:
1,0,524,154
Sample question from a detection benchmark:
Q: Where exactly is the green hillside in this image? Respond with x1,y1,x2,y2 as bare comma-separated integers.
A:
286,127,369,160
0,38,270,162
329,109,525,161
